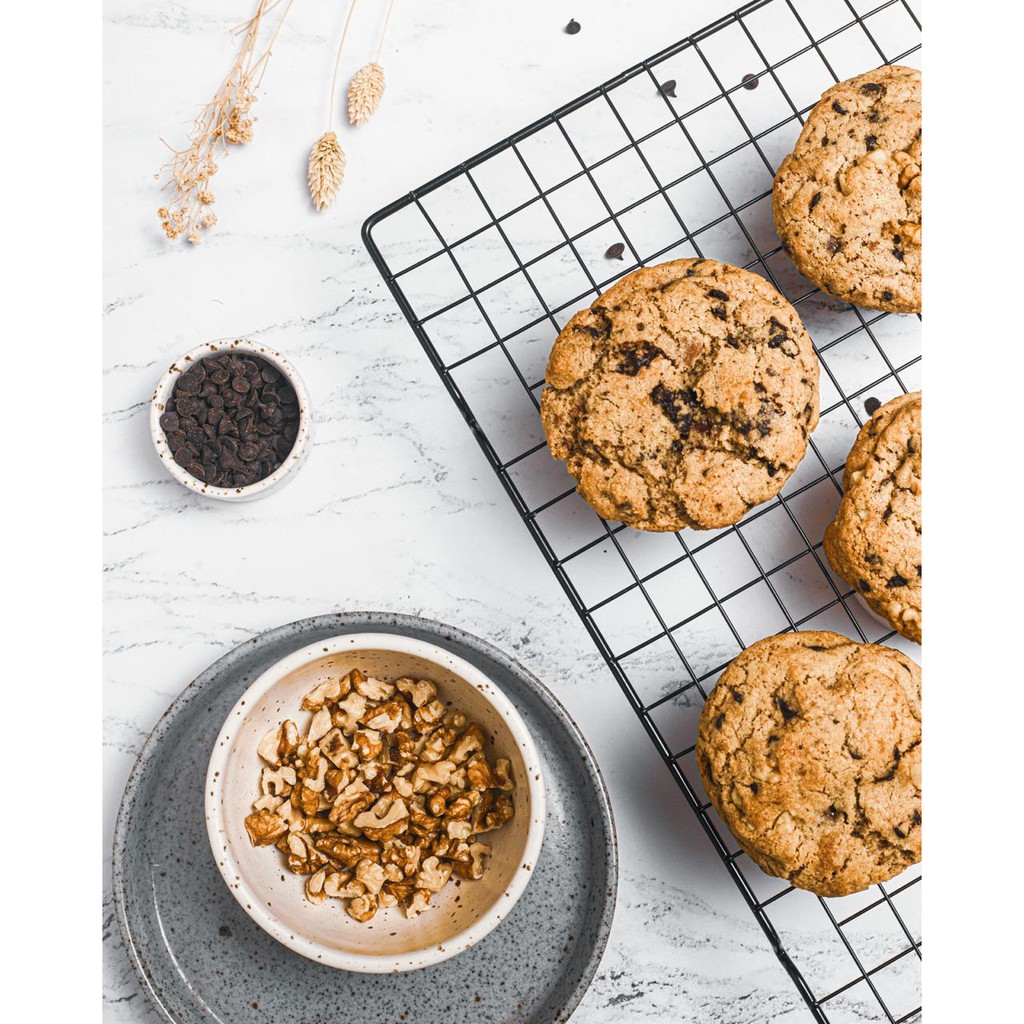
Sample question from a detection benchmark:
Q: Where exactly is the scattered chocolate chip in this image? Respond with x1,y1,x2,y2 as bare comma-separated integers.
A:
887,574,909,588
827,237,844,255
865,134,879,151
714,713,725,729
741,73,759,90
832,100,848,114
711,306,727,320
858,579,871,592
882,289,894,302
605,242,625,260
707,288,729,302
565,18,581,34
750,782,759,793
893,826,906,839
809,191,821,211
860,82,883,93
616,341,663,376
864,396,881,416
658,79,677,98
732,690,743,703
892,246,905,262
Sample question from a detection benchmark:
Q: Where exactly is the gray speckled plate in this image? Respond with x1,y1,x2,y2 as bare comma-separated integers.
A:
113,612,617,1024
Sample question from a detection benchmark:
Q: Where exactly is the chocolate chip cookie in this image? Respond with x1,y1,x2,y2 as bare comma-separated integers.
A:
697,631,921,897
540,258,820,531
824,392,921,643
773,65,921,313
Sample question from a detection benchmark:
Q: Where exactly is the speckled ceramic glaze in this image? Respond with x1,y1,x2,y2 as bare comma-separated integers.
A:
113,613,617,1024
150,338,313,502
206,633,547,972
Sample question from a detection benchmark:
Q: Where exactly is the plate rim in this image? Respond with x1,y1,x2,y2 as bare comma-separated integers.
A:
112,610,619,1024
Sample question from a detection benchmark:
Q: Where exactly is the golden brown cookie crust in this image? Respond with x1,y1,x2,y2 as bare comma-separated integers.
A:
539,258,820,532
696,631,921,897
824,392,922,643
773,65,921,313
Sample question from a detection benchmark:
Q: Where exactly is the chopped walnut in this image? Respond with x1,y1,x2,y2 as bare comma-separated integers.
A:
245,669,516,921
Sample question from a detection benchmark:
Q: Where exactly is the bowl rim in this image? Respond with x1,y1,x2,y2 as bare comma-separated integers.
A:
150,338,312,501
204,630,547,973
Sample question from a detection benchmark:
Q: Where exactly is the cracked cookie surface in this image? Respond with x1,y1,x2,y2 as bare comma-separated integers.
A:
539,258,820,532
824,392,922,643
773,65,921,313
697,631,921,897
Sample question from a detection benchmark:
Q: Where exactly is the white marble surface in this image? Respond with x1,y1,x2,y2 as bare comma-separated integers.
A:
103,1,920,1021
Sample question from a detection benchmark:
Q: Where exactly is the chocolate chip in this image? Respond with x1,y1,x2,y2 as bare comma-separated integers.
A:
887,574,909,588
893,246,905,262
809,191,821,211
732,690,743,703
858,579,871,592
605,242,625,260
714,713,724,729
616,341,662,376
860,82,883,93
827,237,844,254
882,290,894,302
658,79,676,98
832,101,848,114
777,697,797,721
741,73,759,90
160,352,299,488
864,396,881,416
893,826,906,839
711,306,727,320
707,288,729,302
750,782,759,793
865,134,879,151
565,18,580,34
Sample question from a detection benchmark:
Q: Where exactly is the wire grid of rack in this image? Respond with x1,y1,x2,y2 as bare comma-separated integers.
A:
363,1,922,1020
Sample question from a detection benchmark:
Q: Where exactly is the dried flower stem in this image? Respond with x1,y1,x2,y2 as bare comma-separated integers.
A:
328,0,361,129
157,0,295,244
374,0,396,63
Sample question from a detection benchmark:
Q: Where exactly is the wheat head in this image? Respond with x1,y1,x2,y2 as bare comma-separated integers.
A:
347,62,386,126
308,131,346,211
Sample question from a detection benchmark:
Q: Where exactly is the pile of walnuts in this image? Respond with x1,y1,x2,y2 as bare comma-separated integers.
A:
244,669,515,922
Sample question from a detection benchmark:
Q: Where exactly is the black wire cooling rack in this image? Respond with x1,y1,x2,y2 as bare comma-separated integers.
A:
363,1,922,1020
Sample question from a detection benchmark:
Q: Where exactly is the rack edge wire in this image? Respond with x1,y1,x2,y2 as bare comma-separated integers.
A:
361,2,916,1020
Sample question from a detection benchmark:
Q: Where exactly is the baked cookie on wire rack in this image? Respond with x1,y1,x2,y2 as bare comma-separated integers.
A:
773,65,921,313
540,258,819,532
825,391,922,643
697,630,921,898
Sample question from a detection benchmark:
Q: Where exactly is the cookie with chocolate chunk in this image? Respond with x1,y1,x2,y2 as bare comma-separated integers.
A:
824,392,922,643
697,631,921,897
539,258,819,531
773,65,921,312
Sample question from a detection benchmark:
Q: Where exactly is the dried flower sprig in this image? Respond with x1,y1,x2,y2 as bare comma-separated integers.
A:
157,0,294,244
308,0,360,212
347,0,395,126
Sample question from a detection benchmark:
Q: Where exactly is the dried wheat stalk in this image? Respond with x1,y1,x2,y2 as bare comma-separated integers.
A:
157,0,294,244
308,132,346,211
347,61,386,125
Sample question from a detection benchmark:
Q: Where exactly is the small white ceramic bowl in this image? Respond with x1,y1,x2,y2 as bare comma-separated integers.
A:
205,633,546,973
150,339,313,502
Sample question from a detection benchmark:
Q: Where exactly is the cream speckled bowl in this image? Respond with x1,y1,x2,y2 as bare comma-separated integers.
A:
205,632,546,973
150,338,313,502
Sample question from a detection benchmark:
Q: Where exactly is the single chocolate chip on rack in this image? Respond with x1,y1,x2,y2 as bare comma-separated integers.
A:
741,73,759,90
160,352,300,489
658,79,677,98
565,18,580,34
864,396,881,416
605,242,625,260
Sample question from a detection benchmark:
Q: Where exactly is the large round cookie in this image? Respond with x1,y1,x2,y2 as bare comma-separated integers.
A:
824,392,922,643
696,631,921,898
539,259,820,532
773,65,921,313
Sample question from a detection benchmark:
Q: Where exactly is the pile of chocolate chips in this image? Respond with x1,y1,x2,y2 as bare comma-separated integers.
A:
159,352,300,488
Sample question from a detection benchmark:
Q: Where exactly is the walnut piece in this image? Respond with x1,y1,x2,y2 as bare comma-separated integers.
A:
245,670,517,922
